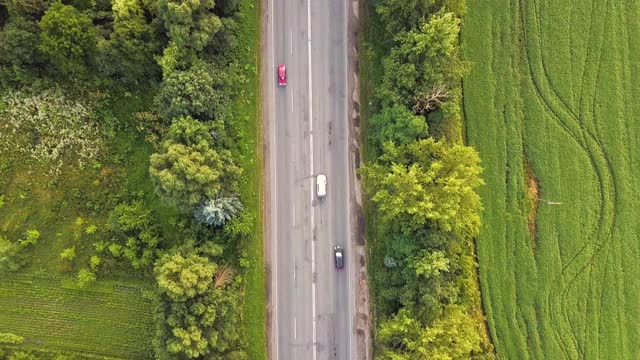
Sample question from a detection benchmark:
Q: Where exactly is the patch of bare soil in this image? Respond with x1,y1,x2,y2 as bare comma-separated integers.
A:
524,157,540,252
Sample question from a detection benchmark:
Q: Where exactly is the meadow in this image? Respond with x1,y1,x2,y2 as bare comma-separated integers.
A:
462,0,640,358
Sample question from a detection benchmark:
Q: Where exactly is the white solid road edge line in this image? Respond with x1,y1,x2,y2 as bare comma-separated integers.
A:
307,0,317,359
345,0,355,356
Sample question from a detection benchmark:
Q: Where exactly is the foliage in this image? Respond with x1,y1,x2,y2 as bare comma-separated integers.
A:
379,11,465,110
154,0,221,52
156,61,220,121
377,305,484,359
149,116,241,207
0,332,24,345
0,88,103,175
2,0,51,18
110,200,163,269
38,1,97,76
374,0,436,34
153,253,247,359
60,246,76,261
76,268,97,287
18,229,40,247
98,0,159,83
154,252,215,302
362,138,483,239
0,17,41,84
194,195,242,227
368,105,428,152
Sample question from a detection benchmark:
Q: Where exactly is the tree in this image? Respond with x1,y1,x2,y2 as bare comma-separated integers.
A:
0,17,41,74
152,255,247,359
3,0,50,18
110,200,162,269
154,252,216,302
0,236,26,272
38,1,97,76
154,0,222,52
194,195,242,227
375,0,436,34
378,305,485,359
368,105,428,151
98,0,159,83
379,11,465,109
361,138,483,239
156,61,218,120
149,116,241,207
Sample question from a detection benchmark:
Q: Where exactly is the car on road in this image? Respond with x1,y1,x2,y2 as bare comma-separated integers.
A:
316,174,327,198
278,64,287,86
334,245,344,270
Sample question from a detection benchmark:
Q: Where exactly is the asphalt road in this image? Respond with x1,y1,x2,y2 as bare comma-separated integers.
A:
265,0,354,358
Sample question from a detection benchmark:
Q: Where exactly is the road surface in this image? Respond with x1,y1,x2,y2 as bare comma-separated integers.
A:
264,0,355,358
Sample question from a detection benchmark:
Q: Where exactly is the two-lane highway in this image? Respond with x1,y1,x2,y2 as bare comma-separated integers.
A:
264,0,354,358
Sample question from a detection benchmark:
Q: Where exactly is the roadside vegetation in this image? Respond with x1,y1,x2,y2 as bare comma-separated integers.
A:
463,0,640,358
0,0,264,357
360,0,494,358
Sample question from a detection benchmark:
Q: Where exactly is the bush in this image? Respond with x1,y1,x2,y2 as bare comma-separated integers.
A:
194,195,242,227
77,268,97,287
0,332,24,345
110,200,162,269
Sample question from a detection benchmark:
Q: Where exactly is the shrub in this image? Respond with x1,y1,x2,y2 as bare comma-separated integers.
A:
60,246,76,261
0,332,24,345
77,268,97,287
194,195,242,227
0,88,103,175
110,200,162,269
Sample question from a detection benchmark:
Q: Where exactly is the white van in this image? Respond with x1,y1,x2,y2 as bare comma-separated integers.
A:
316,174,327,198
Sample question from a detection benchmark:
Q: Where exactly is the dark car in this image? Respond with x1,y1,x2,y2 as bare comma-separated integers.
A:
334,245,344,270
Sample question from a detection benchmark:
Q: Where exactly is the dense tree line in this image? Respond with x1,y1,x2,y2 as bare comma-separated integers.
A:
365,0,494,358
0,0,250,357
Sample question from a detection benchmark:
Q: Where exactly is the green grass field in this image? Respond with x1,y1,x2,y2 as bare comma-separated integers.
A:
0,275,153,359
0,93,164,358
462,0,640,358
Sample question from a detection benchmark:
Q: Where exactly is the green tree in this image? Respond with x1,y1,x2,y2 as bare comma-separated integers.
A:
156,61,217,120
0,236,26,272
368,105,428,151
375,0,436,34
361,138,483,239
149,116,241,207
379,11,465,109
110,200,162,269
154,252,216,301
3,0,50,18
154,0,221,52
378,305,485,359
98,0,158,83
0,17,41,82
38,1,97,76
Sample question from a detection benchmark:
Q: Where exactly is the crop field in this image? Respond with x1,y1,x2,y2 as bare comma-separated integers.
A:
0,275,153,358
463,0,640,358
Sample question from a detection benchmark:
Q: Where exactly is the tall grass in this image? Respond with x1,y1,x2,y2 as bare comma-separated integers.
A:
462,0,640,358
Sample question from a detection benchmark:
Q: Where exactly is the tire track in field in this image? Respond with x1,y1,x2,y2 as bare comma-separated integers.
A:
518,0,617,358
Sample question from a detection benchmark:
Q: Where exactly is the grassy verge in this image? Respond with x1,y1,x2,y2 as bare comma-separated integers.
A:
233,0,267,358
